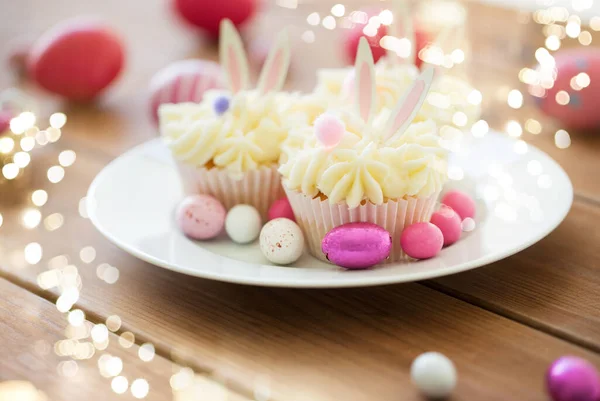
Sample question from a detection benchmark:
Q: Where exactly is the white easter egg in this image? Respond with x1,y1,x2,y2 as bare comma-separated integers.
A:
260,218,304,265
225,204,262,244
410,352,457,398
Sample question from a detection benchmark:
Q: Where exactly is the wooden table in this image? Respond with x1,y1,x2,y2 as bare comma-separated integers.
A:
1,1,599,400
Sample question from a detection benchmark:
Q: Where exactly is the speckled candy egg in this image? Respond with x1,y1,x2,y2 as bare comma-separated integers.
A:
400,222,444,260
532,48,600,129
430,205,462,246
547,356,600,401
411,352,457,398
27,18,124,101
148,59,224,124
268,197,295,222
441,190,476,221
225,204,262,244
260,218,304,265
322,223,391,269
176,195,226,240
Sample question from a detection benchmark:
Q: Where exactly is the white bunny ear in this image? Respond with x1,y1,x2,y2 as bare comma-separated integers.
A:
257,29,291,94
354,37,376,123
387,0,416,66
219,19,250,93
383,66,435,141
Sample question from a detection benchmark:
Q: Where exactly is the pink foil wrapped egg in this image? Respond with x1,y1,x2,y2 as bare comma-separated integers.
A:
532,48,600,129
441,190,476,221
400,222,444,260
322,223,392,269
148,59,224,124
27,18,125,101
176,194,226,240
173,0,257,38
430,205,462,246
268,197,295,222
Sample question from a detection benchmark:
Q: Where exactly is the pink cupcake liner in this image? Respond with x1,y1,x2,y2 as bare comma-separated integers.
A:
284,187,440,264
177,163,283,220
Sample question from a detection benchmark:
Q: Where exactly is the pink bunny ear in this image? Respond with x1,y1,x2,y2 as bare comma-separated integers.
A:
354,37,376,123
219,19,250,93
257,30,291,94
386,0,416,66
384,66,435,141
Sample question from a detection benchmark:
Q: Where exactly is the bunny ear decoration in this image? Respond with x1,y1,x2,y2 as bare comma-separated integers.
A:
383,66,435,141
386,0,416,66
354,37,376,124
257,29,291,95
219,19,250,93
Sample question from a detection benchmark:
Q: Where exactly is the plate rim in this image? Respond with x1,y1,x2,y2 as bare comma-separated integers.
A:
87,134,574,288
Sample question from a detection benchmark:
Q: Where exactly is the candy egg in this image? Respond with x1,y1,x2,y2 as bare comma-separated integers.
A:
315,113,345,149
148,59,224,123
411,352,457,398
322,223,391,269
430,205,462,246
0,110,13,133
400,222,443,260
173,0,257,37
27,18,125,101
225,204,262,244
531,48,600,129
176,195,226,240
268,197,295,222
441,190,476,220
546,356,600,401
260,218,305,265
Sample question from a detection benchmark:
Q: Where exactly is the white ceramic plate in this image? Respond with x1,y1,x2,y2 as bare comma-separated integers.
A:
87,132,573,288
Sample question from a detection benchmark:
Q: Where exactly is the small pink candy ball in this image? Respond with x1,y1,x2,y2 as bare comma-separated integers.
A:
546,356,600,401
400,222,444,260
430,206,462,246
314,113,345,149
176,194,226,240
268,197,295,222
441,190,476,221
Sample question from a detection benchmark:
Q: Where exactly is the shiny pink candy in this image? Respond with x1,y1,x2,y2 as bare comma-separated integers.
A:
430,206,462,246
314,113,345,149
546,356,600,401
176,195,226,240
322,223,391,269
441,190,476,220
400,222,444,260
268,197,295,222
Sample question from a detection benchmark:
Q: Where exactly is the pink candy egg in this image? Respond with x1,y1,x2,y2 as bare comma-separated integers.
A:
148,59,224,124
0,110,13,134
268,197,295,222
322,223,392,269
532,48,600,129
176,194,226,240
314,113,345,149
400,222,443,260
430,206,462,246
547,356,600,401
27,18,124,101
173,0,257,37
441,190,476,221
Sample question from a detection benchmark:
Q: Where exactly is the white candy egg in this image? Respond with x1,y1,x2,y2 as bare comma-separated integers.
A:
410,352,457,398
260,218,304,265
225,204,262,244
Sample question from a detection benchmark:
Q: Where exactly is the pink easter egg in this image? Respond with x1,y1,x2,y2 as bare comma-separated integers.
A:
173,0,257,38
322,223,392,269
441,190,476,221
430,205,462,246
531,48,600,129
176,194,226,240
0,110,13,134
400,222,443,259
314,113,345,149
27,18,124,101
268,197,295,222
148,59,224,124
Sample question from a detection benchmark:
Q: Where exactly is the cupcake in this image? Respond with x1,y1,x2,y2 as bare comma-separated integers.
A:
159,19,292,219
280,38,448,263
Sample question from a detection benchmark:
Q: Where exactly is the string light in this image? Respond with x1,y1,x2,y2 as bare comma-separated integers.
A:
507,89,523,109
331,4,345,17
131,379,149,399
111,376,129,394
31,190,48,206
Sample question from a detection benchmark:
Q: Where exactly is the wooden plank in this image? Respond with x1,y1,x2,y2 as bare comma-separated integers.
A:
0,146,599,400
